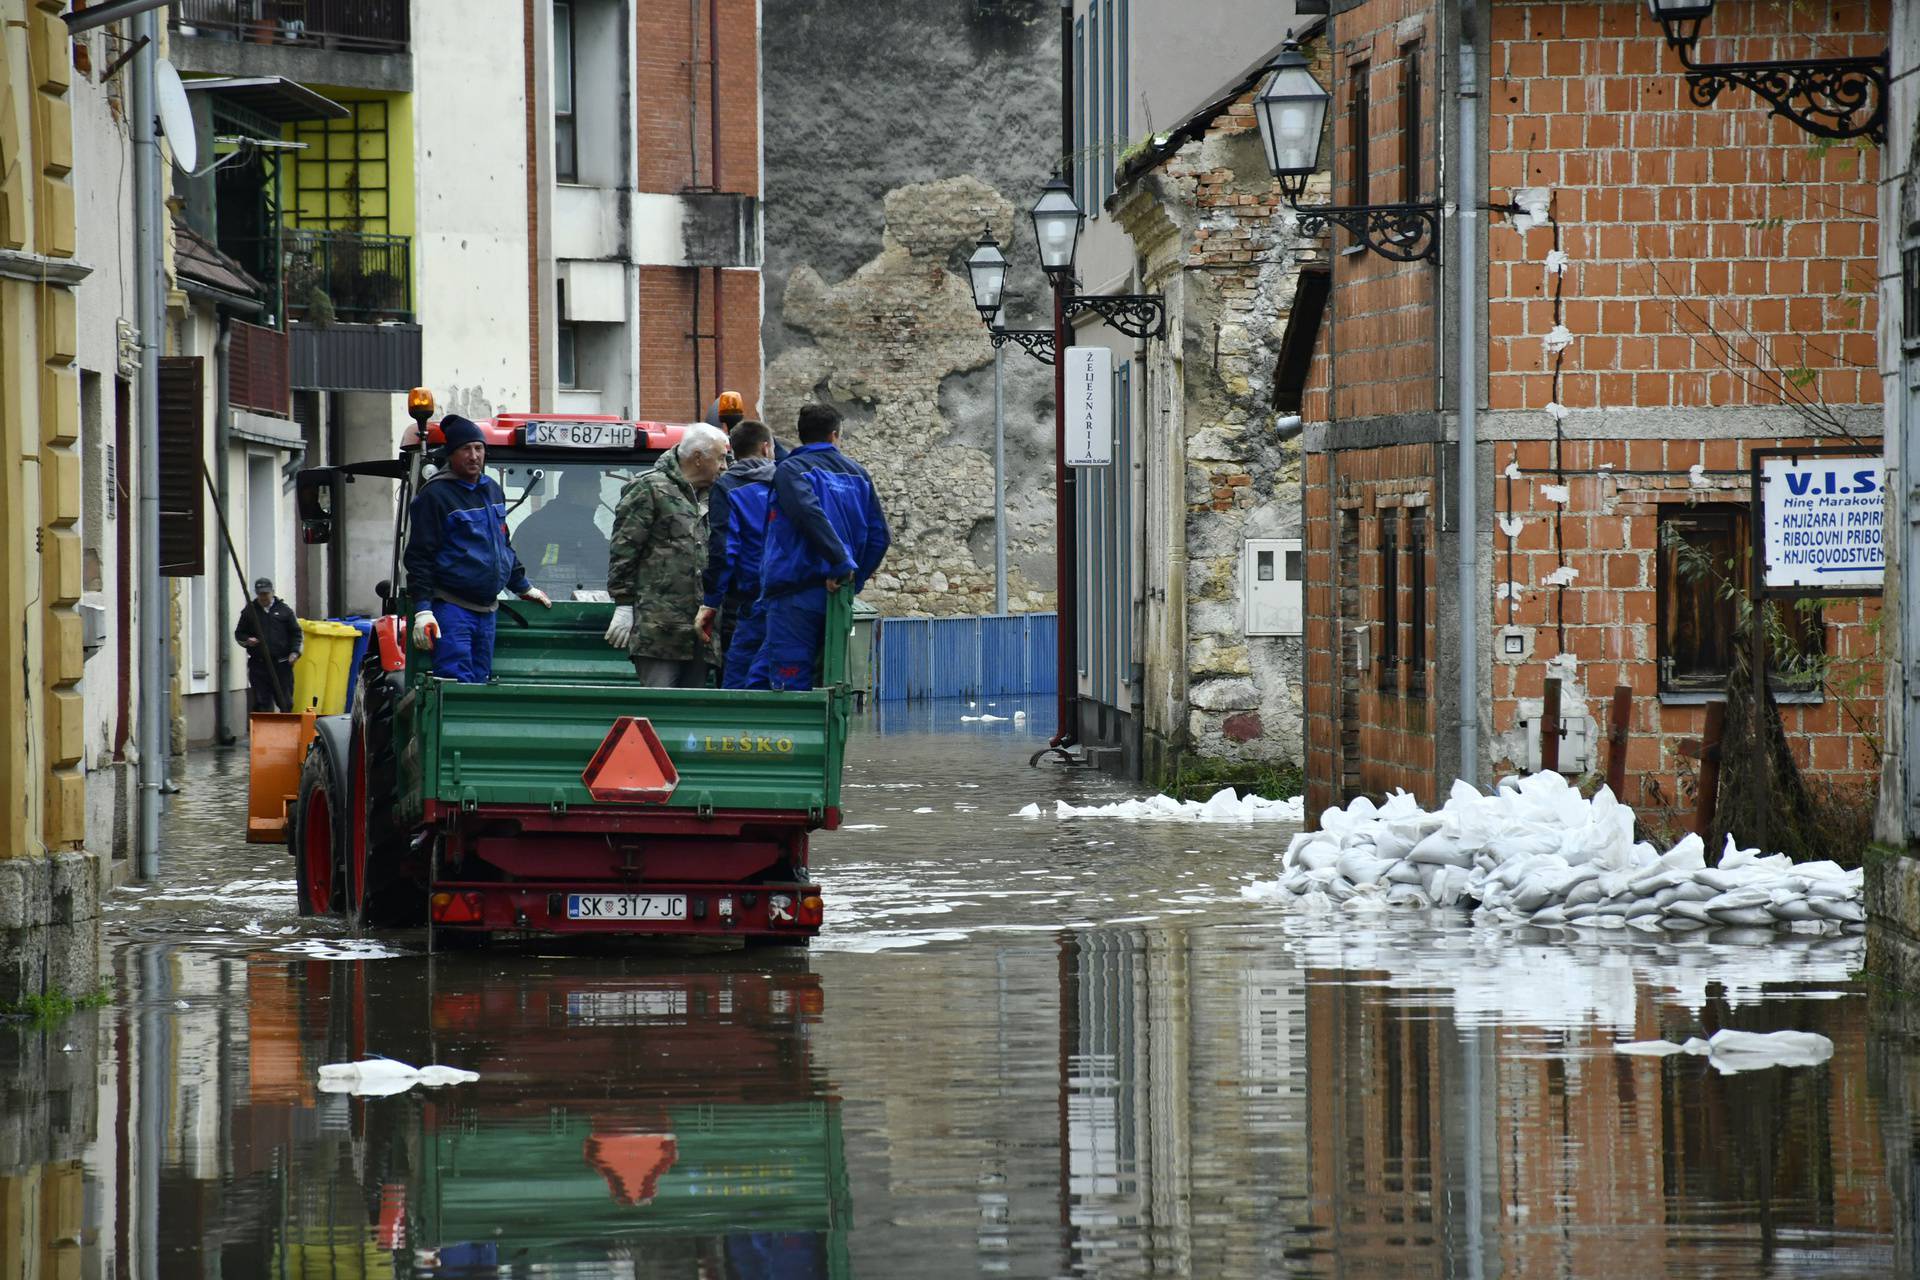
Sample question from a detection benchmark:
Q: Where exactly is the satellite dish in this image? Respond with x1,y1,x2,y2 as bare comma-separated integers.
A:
154,59,199,173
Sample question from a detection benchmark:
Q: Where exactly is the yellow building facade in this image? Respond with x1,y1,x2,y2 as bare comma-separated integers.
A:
0,0,92,996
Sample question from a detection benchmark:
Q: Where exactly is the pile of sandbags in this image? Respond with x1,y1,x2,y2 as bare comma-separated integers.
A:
1251,772,1863,934
1017,787,1306,823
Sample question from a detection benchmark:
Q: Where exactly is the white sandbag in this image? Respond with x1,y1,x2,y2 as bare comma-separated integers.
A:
1386,861,1426,886
1530,905,1569,927
1614,1039,1689,1056
1337,849,1398,886
1294,841,1340,873
1810,898,1866,924
1704,1028,1834,1073
1708,906,1778,927
1408,832,1473,867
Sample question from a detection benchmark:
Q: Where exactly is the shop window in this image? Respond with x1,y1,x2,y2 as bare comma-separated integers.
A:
1657,507,1823,695
1407,512,1427,697
1379,511,1398,686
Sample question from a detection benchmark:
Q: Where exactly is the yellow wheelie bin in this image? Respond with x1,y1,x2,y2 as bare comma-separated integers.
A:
291,619,363,714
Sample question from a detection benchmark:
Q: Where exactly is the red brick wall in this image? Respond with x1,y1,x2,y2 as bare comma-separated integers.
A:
635,0,761,197
1485,1,1882,411
1312,0,1441,422
1490,435,1883,823
1304,443,1440,818
637,266,762,424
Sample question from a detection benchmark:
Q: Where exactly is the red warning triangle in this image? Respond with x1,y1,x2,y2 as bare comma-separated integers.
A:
582,716,680,803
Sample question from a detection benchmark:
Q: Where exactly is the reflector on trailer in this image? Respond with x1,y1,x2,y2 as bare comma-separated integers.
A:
581,716,680,803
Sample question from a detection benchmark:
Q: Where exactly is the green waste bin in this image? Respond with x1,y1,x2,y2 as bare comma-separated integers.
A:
848,600,878,707
291,619,363,714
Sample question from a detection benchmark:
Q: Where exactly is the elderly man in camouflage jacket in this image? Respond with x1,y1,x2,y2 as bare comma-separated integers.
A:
604,423,730,685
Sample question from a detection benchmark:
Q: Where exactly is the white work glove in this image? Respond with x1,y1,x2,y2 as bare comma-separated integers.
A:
412,609,441,651
520,586,552,608
604,604,634,649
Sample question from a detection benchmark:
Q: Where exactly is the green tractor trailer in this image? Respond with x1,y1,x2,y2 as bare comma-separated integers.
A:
263,393,853,944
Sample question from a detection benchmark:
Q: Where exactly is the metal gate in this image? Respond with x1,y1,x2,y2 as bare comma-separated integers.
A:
873,613,1059,702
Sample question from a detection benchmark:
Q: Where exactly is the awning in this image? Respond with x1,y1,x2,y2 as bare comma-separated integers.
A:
181,76,349,130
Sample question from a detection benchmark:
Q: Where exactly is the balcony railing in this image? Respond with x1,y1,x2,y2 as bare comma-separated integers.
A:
171,0,410,56
228,319,291,417
229,229,413,325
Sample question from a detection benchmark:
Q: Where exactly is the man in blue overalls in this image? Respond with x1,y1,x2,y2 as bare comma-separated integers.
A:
403,414,550,681
749,403,891,691
701,419,778,688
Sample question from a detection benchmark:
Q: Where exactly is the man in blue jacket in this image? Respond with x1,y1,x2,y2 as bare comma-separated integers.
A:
403,414,551,682
701,419,777,689
749,403,890,691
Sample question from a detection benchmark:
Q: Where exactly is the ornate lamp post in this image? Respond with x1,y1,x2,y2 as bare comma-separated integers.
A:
965,179,1165,765
1253,38,1442,264
1645,0,1886,144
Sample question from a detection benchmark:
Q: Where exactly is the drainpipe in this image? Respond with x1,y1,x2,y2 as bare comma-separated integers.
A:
708,0,725,396
213,322,233,745
132,12,165,879
1455,7,1481,788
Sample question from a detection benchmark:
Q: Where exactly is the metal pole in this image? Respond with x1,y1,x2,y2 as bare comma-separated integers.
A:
1051,278,1075,750
1050,0,1076,753
993,306,1008,616
132,12,165,879
1454,17,1480,789
214,323,233,744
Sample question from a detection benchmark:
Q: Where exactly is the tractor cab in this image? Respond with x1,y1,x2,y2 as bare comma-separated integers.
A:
295,389,691,608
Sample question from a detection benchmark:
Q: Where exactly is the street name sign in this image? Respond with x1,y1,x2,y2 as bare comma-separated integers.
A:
1065,346,1112,467
1754,447,1885,594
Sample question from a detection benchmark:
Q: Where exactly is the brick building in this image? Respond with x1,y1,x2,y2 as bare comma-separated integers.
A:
1301,0,1885,824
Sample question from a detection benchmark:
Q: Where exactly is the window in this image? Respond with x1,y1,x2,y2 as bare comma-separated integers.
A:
557,323,578,389
156,357,205,577
1379,513,1398,685
1904,222,1920,351
1074,17,1085,208
1088,3,1099,218
1658,507,1823,694
1102,0,1114,207
1407,513,1427,696
554,1,577,182
1348,61,1370,208
1400,43,1421,204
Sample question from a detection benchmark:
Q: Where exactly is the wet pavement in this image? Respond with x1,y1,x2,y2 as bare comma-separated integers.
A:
5,694,1920,1277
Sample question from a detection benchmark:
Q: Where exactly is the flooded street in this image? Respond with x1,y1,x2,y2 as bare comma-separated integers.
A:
7,699,1920,1277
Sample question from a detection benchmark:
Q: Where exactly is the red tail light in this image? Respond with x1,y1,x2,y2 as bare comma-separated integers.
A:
430,891,483,924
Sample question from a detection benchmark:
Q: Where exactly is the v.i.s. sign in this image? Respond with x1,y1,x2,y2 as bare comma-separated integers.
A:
1759,453,1885,591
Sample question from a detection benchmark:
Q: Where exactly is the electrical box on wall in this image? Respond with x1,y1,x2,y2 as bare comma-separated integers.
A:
1525,713,1596,774
1244,538,1303,636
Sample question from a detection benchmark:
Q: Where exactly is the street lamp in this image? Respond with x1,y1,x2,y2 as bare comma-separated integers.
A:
966,227,1008,320
1644,0,1886,144
1029,175,1085,281
1253,37,1441,264
964,179,1166,766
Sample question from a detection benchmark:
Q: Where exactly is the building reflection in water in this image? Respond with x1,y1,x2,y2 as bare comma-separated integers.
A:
1047,924,1909,1278
50,943,848,1279
5,922,1920,1278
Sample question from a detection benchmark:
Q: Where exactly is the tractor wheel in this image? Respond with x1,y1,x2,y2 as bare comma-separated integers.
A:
347,723,426,933
293,747,345,917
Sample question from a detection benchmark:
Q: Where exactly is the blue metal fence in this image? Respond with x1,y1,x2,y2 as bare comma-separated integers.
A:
873,613,1058,701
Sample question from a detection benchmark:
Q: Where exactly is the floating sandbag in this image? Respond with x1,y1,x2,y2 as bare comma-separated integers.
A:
1016,787,1305,823
1612,1028,1834,1074
317,1058,480,1097
1248,772,1864,939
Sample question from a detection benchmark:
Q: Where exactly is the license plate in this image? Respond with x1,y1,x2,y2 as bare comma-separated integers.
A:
566,893,687,921
524,420,636,449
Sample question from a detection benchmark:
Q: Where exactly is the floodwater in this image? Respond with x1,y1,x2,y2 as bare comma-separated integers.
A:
6,694,1920,1278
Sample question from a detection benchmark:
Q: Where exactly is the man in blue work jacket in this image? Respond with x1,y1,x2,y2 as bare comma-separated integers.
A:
403,414,551,682
749,403,891,691
700,419,778,688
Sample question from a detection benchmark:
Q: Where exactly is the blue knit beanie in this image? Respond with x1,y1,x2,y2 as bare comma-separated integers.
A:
440,414,485,450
